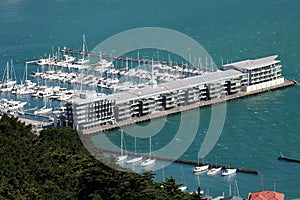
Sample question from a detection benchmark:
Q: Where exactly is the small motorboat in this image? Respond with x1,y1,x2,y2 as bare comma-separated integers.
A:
207,167,222,175
192,165,209,173
221,168,237,176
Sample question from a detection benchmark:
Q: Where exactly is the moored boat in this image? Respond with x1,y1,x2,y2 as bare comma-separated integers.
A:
192,165,209,173
126,156,143,164
207,167,222,175
221,168,237,176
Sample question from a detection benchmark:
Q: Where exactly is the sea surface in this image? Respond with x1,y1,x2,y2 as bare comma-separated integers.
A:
1,0,300,198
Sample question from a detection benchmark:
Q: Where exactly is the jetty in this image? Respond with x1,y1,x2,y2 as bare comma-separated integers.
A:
82,78,297,134
101,147,259,175
278,152,300,164
62,48,204,69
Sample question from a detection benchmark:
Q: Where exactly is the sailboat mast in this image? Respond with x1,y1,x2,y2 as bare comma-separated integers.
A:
25,62,28,81
134,137,137,156
149,136,152,159
82,34,86,60
10,59,13,82
6,61,9,82
120,130,123,156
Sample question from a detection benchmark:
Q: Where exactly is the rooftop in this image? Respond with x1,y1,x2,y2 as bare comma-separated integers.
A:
248,190,284,200
222,55,280,71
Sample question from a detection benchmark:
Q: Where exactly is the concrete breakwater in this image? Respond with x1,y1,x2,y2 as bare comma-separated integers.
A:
101,147,259,175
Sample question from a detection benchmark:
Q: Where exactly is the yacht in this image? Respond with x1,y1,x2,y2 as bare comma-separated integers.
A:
207,167,222,176
192,165,209,173
221,168,237,176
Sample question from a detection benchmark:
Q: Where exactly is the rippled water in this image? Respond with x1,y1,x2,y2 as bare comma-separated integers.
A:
1,0,300,198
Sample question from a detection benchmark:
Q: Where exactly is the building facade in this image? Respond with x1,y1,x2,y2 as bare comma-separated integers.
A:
65,55,284,132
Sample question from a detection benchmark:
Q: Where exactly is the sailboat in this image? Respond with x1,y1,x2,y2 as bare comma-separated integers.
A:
207,157,222,176
14,63,36,95
1,61,17,92
178,166,188,191
116,129,128,162
73,34,90,69
126,137,143,164
34,97,53,115
207,167,222,176
193,156,209,173
141,136,156,167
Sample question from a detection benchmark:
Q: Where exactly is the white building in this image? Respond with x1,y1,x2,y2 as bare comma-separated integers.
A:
65,55,285,132
222,55,283,92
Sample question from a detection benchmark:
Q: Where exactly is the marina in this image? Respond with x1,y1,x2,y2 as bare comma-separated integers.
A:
0,51,295,135
1,0,300,198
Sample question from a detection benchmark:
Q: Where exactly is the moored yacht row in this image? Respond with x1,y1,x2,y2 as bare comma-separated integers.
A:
193,164,237,176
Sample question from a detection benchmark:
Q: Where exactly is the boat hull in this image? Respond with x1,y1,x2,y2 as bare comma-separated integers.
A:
126,156,143,164
141,158,156,167
192,165,209,173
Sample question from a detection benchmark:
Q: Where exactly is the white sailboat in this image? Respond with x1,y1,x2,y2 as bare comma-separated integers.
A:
193,157,209,173
178,166,188,191
14,63,37,95
116,129,128,162
221,168,237,176
72,34,90,69
34,97,53,115
207,167,222,176
126,137,143,164
207,157,222,175
141,136,156,167
1,61,17,92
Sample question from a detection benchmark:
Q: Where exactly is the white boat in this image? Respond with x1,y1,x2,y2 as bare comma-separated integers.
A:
36,58,51,66
1,61,17,92
34,106,53,115
116,129,128,162
126,137,143,164
141,136,156,167
221,168,237,176
178,186,187,192
207,167,222,175
126,156,143,164
193,165,209,173
178,166,187,191
34,97,52,115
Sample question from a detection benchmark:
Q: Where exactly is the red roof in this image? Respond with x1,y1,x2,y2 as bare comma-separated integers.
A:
248,191,284,200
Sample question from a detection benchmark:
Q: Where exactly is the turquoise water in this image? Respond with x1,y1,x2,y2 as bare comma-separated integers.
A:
1,0,300,198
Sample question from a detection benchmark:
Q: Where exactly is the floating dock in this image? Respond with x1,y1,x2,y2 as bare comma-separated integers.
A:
101,147,259,175
62,48,202,69
278,153,300,164
82,78,297,134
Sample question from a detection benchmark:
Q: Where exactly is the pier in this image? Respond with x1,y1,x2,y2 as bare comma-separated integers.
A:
100,147,259,175
278,153,300,164
62,48,202,69
82,78,297,134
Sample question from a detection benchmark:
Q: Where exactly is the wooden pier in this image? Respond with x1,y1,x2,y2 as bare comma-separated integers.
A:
82,78,297,134
101,147,259,175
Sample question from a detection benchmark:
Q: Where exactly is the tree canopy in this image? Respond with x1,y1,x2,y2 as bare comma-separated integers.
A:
0,114,203,199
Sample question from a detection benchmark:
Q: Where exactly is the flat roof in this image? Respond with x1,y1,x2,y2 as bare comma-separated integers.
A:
73,69,242,105
222,55,280,70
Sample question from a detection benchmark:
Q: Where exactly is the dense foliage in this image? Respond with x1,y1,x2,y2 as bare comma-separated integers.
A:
0,114,204,199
